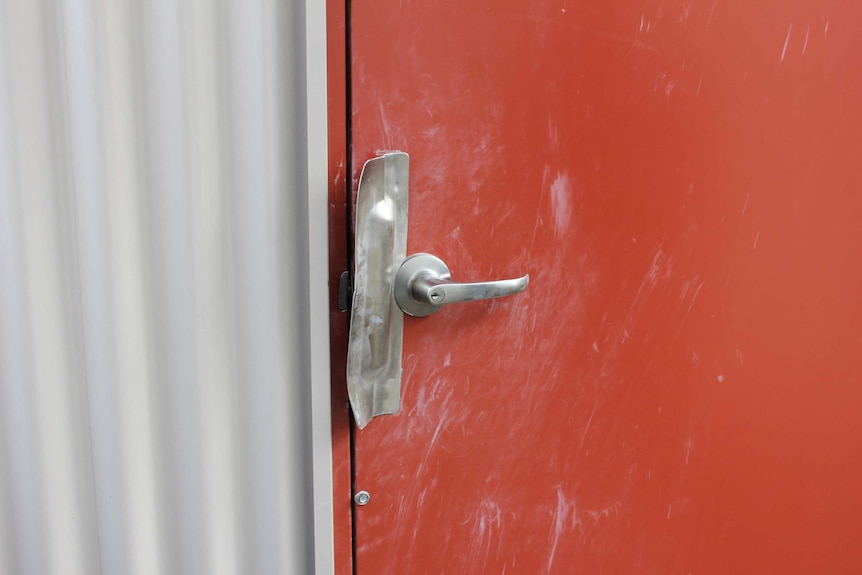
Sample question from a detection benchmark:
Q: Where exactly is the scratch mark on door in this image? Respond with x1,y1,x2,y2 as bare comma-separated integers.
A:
781,23,793,62
377,100,393,148
546,487,576,575
550,171,573,237
579,406,597,451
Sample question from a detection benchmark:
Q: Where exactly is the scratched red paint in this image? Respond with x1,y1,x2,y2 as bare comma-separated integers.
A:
346,1,862,572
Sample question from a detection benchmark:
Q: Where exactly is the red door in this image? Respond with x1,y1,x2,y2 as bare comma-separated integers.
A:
344,1,862,573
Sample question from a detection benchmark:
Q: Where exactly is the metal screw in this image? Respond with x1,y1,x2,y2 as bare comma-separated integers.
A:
354,491,371,506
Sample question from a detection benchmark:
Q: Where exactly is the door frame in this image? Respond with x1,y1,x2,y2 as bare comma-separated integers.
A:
305,0,338,573
324,0,354,574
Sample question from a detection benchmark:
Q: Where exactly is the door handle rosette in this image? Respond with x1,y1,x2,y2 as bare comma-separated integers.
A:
346,152,529,428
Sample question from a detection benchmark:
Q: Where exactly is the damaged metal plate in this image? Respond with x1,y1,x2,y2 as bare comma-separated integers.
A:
346,152,409,429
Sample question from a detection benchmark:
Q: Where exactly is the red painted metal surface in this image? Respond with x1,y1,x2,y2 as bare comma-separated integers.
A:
326,0,353,572
347,1,862,573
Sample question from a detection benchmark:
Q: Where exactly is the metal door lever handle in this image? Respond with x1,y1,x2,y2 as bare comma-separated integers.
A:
395,253,529,317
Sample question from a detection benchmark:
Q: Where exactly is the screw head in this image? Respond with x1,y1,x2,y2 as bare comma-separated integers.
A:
354,490,371,506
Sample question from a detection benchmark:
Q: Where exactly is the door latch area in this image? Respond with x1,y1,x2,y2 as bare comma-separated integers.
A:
346,153,529,428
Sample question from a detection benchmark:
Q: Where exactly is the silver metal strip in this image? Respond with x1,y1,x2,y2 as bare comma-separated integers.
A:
347,152,409,429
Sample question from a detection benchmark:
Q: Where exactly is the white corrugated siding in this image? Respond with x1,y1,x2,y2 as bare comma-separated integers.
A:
0,0,332,573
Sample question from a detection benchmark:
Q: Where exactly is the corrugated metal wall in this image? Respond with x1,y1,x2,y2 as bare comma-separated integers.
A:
0,0,332,573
